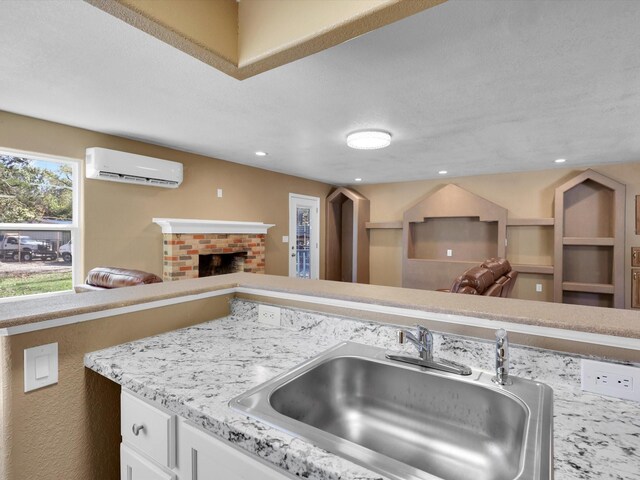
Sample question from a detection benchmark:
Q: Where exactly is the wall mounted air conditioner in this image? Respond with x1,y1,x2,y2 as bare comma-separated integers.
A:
85,147,183,188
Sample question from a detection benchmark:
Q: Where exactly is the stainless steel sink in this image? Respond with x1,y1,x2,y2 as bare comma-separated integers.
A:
230,342,553,480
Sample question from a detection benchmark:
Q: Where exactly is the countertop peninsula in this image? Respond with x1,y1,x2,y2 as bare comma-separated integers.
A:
85,299,640,480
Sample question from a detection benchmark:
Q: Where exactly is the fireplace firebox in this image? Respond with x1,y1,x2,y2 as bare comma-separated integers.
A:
199,252,247,277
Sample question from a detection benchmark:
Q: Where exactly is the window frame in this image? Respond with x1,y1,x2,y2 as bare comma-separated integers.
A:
0,147,82,301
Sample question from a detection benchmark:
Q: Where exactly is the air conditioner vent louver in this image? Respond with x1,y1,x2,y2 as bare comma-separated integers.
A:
98,172,120,180
86,148,183,188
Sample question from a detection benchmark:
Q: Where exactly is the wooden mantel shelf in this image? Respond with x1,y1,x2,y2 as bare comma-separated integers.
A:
507,218,555,226
153,218,275,234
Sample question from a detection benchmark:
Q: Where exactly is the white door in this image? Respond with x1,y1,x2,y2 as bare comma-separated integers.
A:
288,194,319,279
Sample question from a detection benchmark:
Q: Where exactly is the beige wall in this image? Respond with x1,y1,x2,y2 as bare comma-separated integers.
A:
355,163,640,308
238,0,394,66
0,294,231,480
0,110,333,280
120,0,238,63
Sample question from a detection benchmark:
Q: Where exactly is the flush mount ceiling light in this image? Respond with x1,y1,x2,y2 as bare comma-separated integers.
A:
554,158,566,163
438,170,448,175
346,130,391,150
354,178,362,182
255,151,268,156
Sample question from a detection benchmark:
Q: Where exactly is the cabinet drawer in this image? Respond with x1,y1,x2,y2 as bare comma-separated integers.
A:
121,391,175,468
121,444,175,480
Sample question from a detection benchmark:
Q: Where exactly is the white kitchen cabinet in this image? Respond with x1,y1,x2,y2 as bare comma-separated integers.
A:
121,391,176,468
121,390,293,480
121,444,176,480
176,418,294,480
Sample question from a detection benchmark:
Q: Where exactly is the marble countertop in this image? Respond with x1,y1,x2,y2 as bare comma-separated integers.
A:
85,300,640,480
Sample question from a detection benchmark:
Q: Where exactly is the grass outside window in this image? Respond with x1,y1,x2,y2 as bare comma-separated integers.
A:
0,270,72,298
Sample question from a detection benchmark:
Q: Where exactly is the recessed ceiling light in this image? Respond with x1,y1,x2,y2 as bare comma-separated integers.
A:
346,130,391,150
354,178,362,182
255,151,268,156
554,158,566,163
438,170,448,175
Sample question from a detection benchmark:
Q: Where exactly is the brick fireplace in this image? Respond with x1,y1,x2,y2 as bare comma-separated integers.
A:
153,219,274,281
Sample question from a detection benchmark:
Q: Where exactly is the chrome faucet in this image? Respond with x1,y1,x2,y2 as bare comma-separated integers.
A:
492,328,512,386
397,325,433,361
386,325,472,376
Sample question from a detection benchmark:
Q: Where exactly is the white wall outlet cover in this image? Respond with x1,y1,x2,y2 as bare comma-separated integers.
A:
282,235,289,243
581,359,640,402
24,342,58,392
217,188,223,198
258,304,281,326
536,284,543,292
446,249,453,257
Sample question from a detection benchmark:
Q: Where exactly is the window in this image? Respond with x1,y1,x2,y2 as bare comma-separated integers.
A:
0,149,80,300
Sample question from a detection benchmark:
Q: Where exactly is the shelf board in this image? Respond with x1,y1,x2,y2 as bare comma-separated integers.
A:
365,221,403,229
406,258,480,265
562,282,615,294
507,218,555,226
563,237,615,246
512,264,554,275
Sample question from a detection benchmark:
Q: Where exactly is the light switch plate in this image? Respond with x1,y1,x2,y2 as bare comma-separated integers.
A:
24,342,58,392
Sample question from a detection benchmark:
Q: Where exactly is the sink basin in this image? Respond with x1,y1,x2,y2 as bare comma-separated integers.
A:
230,342,553,480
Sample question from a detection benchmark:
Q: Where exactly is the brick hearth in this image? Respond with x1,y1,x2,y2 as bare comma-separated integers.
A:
162,233,266,281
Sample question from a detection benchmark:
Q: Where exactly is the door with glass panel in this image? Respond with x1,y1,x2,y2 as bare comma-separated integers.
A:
288,194,319,279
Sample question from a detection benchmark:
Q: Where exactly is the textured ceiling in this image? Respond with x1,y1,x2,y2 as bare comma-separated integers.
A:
0,0,639,185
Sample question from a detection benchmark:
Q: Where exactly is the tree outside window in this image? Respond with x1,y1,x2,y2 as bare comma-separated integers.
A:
0,153,78,299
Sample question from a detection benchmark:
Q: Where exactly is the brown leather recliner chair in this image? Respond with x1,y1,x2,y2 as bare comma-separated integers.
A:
441,258,518,298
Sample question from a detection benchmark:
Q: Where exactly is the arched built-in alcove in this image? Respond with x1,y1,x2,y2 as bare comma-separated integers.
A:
403,184,507,290
326,187,369,283
554,169,625,308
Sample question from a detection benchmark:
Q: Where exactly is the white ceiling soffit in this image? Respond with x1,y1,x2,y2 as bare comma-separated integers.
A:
0,0,639,185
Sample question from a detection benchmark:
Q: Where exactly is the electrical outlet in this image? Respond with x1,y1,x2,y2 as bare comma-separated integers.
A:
536,283,543,292
258,304,281,326
581,359,640,402
217,188,223,198
446,249,453,257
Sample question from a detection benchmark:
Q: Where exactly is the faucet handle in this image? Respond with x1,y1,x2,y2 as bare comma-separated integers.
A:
397,330,406,344
493,328,512,386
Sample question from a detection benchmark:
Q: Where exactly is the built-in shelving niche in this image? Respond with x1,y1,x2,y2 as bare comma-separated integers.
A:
369,170,626,306
402,184,507,291
326,187,370,284
554,170,625,308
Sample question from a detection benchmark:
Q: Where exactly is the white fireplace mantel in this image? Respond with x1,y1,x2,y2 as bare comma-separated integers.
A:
153,218,275,235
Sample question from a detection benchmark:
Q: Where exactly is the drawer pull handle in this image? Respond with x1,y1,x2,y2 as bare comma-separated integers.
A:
132,423,145,436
